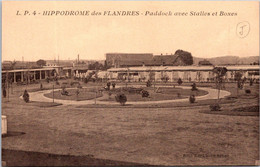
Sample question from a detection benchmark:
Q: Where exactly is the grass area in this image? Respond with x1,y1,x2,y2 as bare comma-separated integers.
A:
44,88,103,101
1,80,259,166
2,149,150,166
200,105,259,117
232,105,259,112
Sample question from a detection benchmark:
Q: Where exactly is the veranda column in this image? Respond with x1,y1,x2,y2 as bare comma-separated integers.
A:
45,70,47,79
21,72,24,82
40,70,42,80
13,72,16,83
34,71,36,80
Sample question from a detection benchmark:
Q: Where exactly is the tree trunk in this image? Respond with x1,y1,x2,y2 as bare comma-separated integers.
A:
218,87,220,103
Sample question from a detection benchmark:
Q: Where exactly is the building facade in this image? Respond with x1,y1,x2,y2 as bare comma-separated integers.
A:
106,65,259,82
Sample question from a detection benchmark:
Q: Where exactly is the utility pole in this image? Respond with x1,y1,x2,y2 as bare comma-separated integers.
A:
52,84,54,103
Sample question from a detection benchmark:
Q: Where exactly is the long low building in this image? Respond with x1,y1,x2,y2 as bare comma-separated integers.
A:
2,66,73,84
2,65,259,84
107,65,260,82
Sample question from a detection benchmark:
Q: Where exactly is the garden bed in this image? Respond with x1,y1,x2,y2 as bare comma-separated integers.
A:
44,88,103,101
102,87,208,102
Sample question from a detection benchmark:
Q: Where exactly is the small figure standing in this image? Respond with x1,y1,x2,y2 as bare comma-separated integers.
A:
2,86,6,98
112,82,116,89
23,90,30,103
191,82,198,91
107,82,111,90
189,95,195,103
250,78,254,86
40,83,43,90
46,77,50,83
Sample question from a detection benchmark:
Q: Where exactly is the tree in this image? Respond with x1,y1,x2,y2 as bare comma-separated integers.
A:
174,50,193,65
104,61,109,70
210,67,227,111
161,73,169,83
234,71,243,97
88,62,104,70
36,59,47,67
213,67,227,102
11,61,17,70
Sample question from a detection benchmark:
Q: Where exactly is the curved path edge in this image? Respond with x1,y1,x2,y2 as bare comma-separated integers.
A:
23,85,231,105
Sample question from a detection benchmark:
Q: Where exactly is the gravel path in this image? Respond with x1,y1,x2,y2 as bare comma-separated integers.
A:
27,86,231,105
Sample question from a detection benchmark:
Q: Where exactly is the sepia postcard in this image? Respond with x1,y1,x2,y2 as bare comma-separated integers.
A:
1,1,259,166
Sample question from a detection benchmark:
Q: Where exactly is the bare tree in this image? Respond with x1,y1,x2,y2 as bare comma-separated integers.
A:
213,67,227,102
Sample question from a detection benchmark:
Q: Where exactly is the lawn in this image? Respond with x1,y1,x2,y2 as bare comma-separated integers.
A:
43,88,103,101
1,80,259,166
101,86,208,102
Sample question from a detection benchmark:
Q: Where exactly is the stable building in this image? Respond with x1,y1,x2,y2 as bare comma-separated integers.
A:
2,66,73,84
107,65,259,82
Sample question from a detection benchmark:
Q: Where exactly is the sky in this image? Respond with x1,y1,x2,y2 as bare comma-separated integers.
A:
2,1,259,61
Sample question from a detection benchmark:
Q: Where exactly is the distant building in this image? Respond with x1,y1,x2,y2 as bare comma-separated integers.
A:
105,50,193,68
2,61,39,70
198,59,213,66
106,53,153,68
106,65,259,82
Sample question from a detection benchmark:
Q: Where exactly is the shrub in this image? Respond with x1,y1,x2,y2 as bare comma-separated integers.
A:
146,80,152,87
82,78,88,83
61,88,69,96
191,82,198,91
23,90,30,103
108,91,112,98
161,76,169,83
141,90,149,97
76,89,80,96
177,78,183,85
245,89,251,94
70,81,80,87
115,93,127,106
177,93,181,98
112,82,116,89
189,95,195,103
127,87,143,94
107,82,111,90
210,104,221,111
